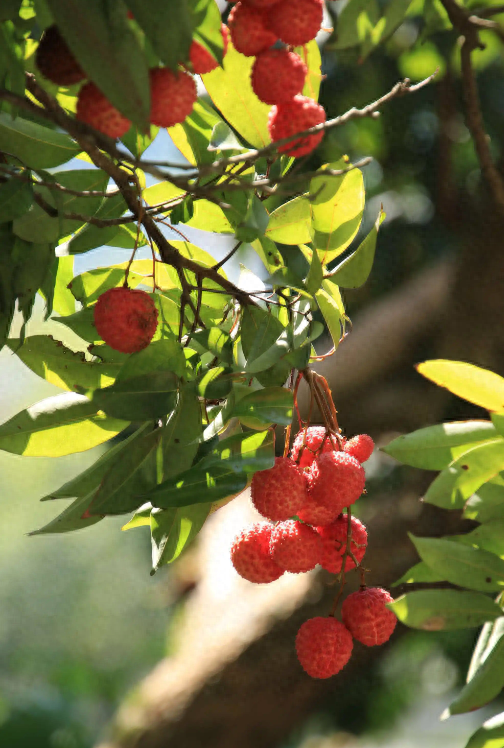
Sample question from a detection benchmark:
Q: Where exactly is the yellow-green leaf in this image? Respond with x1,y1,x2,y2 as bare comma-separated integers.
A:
417,360,504,412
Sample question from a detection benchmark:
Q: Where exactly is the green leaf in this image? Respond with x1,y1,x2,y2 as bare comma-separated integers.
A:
298,39,322,101
12,239,54,329
192,327,233,364
450,522,504,559
160,384,202,482
241,305,291,387
333,0,380,50
197,367,235,400
67,194,128,254
117,338,187,380
0,179,33,223
146,463,248,509
252,236,284,274
7,335,118,391
46,0,150,128
201,429,275,473
327,210,384,289
383,420,499,470
388,590,503,630
392,561,445,586
233,387,293,428
54,305,99,343
126,0,192,71
310,162,365,263
150,502,211,571
169,98,223,166
30,491,103,535
189,0,224,65
306,246,324,295
361,0,415,59
235,194,269,243
265,195,311,245
316,287,342,349
417,360,504,412
410,534,504,592
202,40,271,149
0,0,22,21
424,439,504,509
464,712,504,748
122,503,152,531
464,481,504,523
0,225,16,350
90,371,179,420
0,392,128,456
0,112,79,169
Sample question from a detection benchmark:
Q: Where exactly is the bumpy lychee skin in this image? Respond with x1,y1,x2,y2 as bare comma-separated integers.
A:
76,83,131,139
291,426,341,469
149,68,197,128
344,434,374,464
228,3,277,57
342,587,397,646
268,95,326,157
246,0,283,6
252,48,307,105
94,287,158,354
270,520,321,573
317,515,368,573
297,496,340,527
296,617,353,678
269,0,324,46
251,457,307,521
189,24,229,74
231,523,284,584
36,25,86,86
309,451,366,512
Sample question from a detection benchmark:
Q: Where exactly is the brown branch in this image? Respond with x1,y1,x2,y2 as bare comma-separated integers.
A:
0,166,119,197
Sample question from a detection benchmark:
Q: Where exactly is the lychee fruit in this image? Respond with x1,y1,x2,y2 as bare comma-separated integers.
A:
231,523,284,583
297,495,340,527
149,68,197,128
268,95,326,157
36,25,86,86
291,426,340,469
251,457,307,521
309,451,365,512
268,0,324,46
342,587,397,646
317,515,368,573
344,434,374,464
270,520,321,573
94,287,158,354
252,48,307,105
296,617,353,678
228,3,277,57
189,24,229,74
76,83,131,139
246,0,283,6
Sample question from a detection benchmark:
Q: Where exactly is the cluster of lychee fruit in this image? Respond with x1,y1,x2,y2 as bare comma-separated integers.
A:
230,426,397,678
228,0,326,156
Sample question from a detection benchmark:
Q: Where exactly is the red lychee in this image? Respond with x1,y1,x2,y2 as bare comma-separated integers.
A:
268,95,326,157
317,515,368,573
149,68,197,128
297,496,340,527
94,287,158,354
251,457,307,521
189,24,229,74
231,523,284,583
36,25,86,86
268,0,324,46
291,426,340,469
252,48,307,105
309,451,365,512
76,83,131,139
228,3,277,57
344,434,374,464
270,520,321,573
342,587,397,646
296,617,353,678
245,0,283,6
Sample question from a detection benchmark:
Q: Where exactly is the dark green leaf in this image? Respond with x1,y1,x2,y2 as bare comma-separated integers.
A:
12,239,55,333
235,195,269,243
450,521,504,559
127,0,192,71
117,338,186,380
201,429,275,473
305,246,323,295
0,179,33,223
464,480,504,523
333,0,380,50
389,590,503,630
197,367,235,400
67,194,128,254
233,387,293,427
30,491,103,535
150,502,211,571
392,561,445,586
0,112,79,169
54,305,98,343
160,384,202,482
0,0,22,21
90,371,179,420
146,463,247,509
192,327,233,364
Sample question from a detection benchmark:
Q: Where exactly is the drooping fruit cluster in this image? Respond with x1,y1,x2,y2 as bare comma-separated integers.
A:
93,287,159,354
228,0,326,156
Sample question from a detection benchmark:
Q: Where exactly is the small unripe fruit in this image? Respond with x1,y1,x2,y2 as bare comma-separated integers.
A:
94,287,158,354
76,83,131,139
189,24,229,74
36,25,86,86
296,617,353,678
228,3,277,57
251,457,307,521
268,0,324,46
268,95,326,158
270,520,321,573
344,434,374,463
342,587,397,646
291,426,340,469
317,515,368,573
149,68,197,128
231,523,284,583
251,49,307,105
309,451,365,512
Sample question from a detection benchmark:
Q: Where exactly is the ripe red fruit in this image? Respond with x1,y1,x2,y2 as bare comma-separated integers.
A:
251,48,307,105
268,95,326,158
317,515,368,573
291,426,340,469
189,24,229,74
296,617,353,678
36,25,86,86
269,0,324,46
245,0,283,6
309,451,365,512
344,434,374,464
231,523,284,583
94,287,158,354
297,495,340,527
149,68,197,128
228,3,277,57
76,83,131,139
270,520,321,573
251,457,307,521
342,587,397,646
